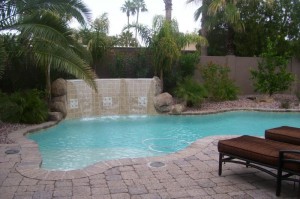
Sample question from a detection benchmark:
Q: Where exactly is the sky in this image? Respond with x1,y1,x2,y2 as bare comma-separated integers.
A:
80,0,201,36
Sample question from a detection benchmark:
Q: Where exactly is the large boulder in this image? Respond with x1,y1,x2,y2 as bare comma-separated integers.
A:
52,95,67,103
171,104,186,115
153,92,173,113
48,112,63,121
153,76,162,96
50,101,67,117
51,78,67,97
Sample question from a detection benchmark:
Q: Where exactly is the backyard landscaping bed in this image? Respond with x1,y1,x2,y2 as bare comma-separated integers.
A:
0,123,31,144
185,94,299,112
0,94,299,144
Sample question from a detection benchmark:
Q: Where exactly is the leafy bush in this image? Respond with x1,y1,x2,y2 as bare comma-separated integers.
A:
174,77,207,107
0,90,48,124
178,52,199,78
109,54,126,78
133,50,151,78
164,52,199,93
251,38,295,96
201,62,239,101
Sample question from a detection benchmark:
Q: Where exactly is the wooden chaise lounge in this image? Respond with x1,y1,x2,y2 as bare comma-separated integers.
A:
218,132,300,196
265,126,300,145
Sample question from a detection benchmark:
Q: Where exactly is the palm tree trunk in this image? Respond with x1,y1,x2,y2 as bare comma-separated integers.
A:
200,28,208,55
127,14,130,32
46,63,51,103
164,0,172,21
135,10,139,40
227,25,235,55
200,0,209,55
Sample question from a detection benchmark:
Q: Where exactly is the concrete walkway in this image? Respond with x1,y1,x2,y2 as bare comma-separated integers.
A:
0,123,299,199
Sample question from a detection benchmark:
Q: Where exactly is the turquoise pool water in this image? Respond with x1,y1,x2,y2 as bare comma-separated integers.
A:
28,111,300,170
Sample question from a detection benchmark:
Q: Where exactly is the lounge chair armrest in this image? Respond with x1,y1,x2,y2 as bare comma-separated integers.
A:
279,150,300,155
279,150,300,164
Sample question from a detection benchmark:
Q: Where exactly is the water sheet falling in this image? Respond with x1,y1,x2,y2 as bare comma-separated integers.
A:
66,78,158,119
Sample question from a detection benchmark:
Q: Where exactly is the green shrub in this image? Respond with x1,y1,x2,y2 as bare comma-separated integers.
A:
178,52,199,78
174,77,207,107
164,52,199,93
0,89,48,124
109,54,126,78
133,50,151,78
201,62,239,101
250,38,295,96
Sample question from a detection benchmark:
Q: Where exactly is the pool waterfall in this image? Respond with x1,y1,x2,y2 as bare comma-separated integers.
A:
66,78,159,119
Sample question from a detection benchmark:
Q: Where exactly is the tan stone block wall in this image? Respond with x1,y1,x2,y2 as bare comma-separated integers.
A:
196,56,300,95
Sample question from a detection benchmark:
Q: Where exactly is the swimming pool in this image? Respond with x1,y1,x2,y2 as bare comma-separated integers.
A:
27,111,300,170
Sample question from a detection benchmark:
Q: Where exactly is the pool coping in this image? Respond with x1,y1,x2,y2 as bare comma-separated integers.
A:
8,108,300,181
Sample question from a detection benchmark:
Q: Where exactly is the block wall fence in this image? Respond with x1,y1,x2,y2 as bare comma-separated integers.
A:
195,55,300,95
96,48,300,95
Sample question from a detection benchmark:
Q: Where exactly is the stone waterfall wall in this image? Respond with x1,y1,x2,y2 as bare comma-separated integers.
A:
65,78,160,119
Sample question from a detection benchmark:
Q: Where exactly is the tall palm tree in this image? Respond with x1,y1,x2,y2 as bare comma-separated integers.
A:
186,0,210,55
163,0,173,21
132,0,148,39
121,0,136,32
0,0,97,100
126,15,206,88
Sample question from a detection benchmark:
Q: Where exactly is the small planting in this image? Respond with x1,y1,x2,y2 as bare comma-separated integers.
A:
0,89,48,124
251,38,294,96
201,62,239,101
178,52,199,78
174,77,207,107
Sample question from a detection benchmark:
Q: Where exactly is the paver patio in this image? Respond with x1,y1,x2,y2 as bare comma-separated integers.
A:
0,122,299,199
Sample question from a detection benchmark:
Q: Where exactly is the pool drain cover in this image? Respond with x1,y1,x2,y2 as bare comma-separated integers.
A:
5,149,20,154
148,161,166,168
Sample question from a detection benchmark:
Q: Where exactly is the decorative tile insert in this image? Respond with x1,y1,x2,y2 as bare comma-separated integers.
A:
70,99,79,109
138,96,147,107
103,97,113,108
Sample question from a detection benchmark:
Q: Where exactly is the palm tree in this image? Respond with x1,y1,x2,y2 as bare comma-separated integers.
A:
87,13,112,68
186,0,210,55
0,0,97,100
163,0,173,21
132,0,148,39
116,31,137,47
121,0,136,32
151,16,180,87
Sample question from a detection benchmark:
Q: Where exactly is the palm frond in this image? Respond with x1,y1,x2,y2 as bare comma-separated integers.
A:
193,7,203,22
208,0,226,16
123,23,152,46
17,0,91,25
11,12,71,46
224,3,240,25
0,1,18,30
1,0,90,31
33,41,97,91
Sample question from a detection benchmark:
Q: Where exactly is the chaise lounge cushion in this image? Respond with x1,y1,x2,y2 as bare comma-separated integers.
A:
218,135,300,172
265,126,300,145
